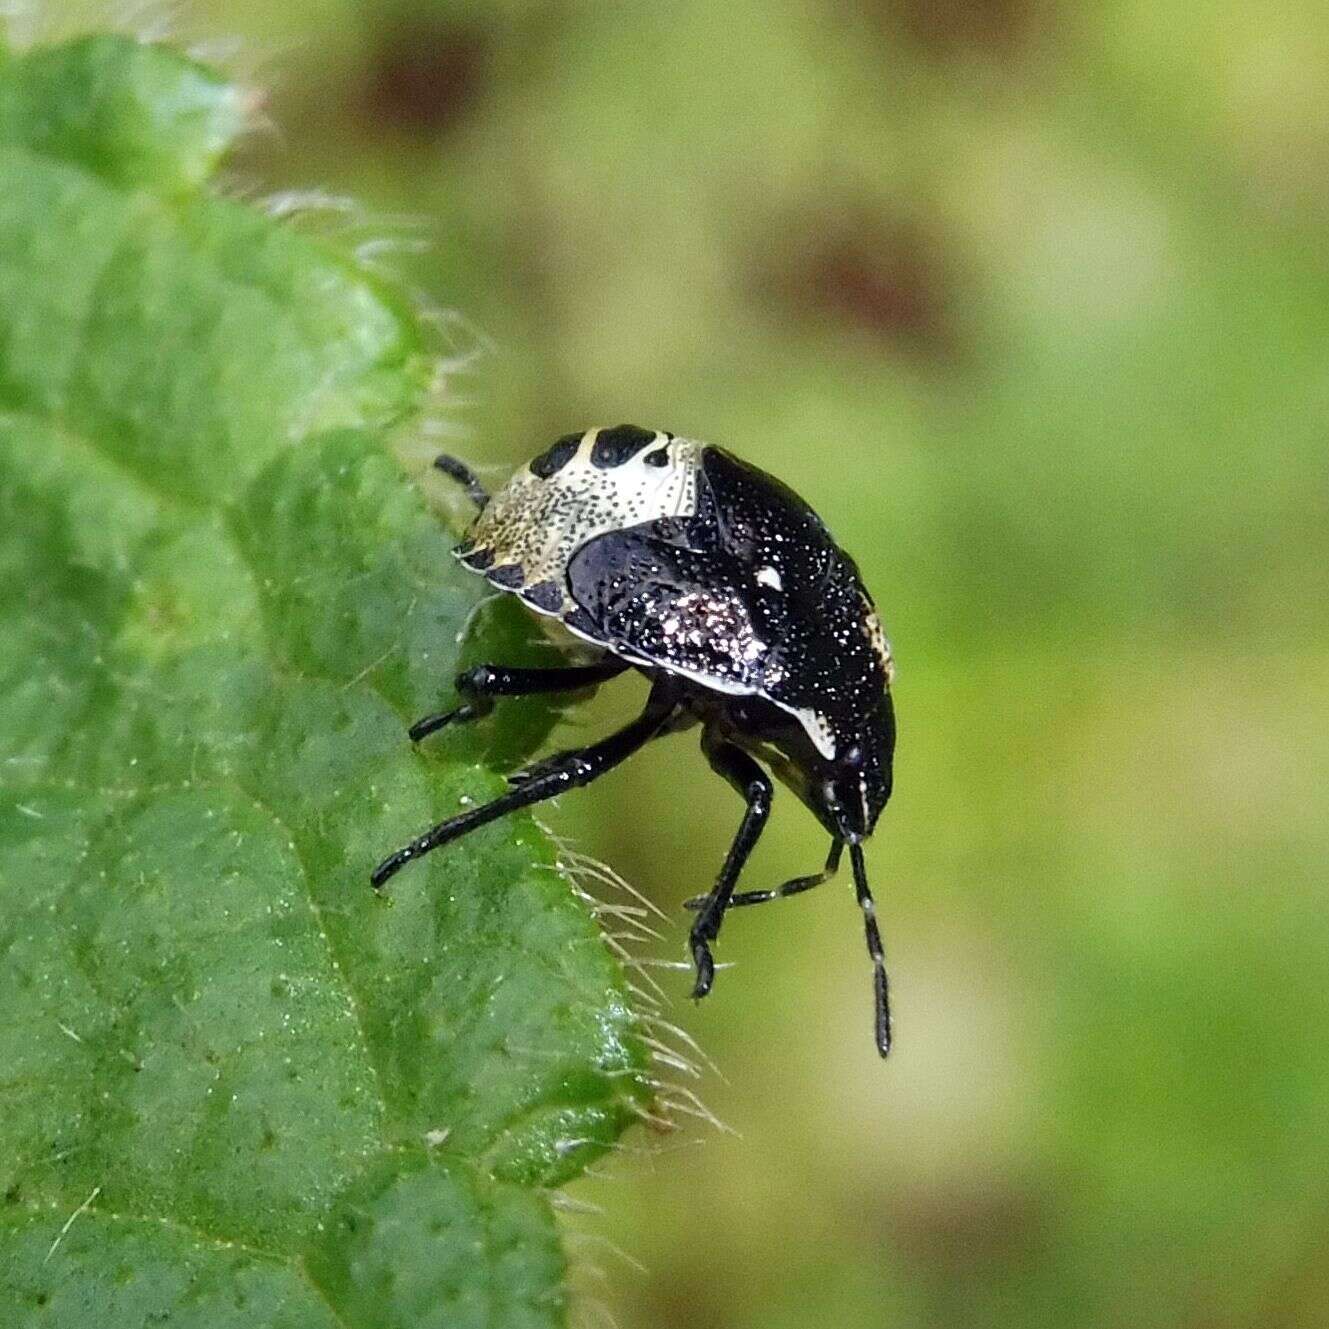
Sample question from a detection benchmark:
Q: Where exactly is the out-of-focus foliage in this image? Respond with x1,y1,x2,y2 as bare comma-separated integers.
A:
0,31,651,1327
10,1,1329,1326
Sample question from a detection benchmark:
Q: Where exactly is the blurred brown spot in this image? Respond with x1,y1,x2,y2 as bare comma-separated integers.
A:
646,1281,729,1329
763,210,956,357
364,17,490,136
1231,1202,1329,1329
869,0,1042,55
885,1179,1048,1271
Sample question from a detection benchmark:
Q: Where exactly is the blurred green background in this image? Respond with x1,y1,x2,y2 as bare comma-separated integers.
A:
36,1,1329,1324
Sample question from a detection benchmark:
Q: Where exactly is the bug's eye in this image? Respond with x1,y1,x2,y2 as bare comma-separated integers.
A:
643,448,669,467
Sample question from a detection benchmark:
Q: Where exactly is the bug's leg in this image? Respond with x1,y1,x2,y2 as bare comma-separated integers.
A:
683,839,843,911
373,677,677,890
689,733,774,1001
408,659,629,742
407,699,490,743
433,454,490,512
850,842,892,1058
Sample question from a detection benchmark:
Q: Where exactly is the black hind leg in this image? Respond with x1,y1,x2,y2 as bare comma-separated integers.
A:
688,731,774,1000
373,676,676,890
408,658,629,741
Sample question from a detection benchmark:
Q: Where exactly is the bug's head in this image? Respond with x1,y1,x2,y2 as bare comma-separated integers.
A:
810,693,895,844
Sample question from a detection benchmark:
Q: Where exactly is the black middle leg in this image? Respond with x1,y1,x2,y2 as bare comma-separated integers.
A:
408,658,628,741
689,732,774,1000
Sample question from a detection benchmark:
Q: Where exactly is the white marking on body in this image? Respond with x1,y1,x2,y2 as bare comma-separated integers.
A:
567,620,838,759
467,431,850,764
461,430,702,611
793,707,837,759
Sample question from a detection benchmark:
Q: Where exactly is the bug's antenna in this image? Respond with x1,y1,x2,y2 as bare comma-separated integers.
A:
850,842,892,1057
433,453,490,512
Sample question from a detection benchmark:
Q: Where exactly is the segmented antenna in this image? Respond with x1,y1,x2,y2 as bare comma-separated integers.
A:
433,453,489,512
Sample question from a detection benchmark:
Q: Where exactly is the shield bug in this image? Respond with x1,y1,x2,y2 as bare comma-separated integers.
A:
372,426,898,1056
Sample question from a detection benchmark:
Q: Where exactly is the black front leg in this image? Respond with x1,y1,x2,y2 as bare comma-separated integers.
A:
689,732,774,1001
408,658,629,742
372,675,676,890
850,842,892,1058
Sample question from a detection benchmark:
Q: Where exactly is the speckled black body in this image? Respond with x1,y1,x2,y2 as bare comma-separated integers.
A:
565,446,895,840
373,427,900,1057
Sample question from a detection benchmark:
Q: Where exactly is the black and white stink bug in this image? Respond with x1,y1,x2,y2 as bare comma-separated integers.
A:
372,425,898,1056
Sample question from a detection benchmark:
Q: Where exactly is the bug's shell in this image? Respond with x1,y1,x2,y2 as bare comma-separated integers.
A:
455,425,894,761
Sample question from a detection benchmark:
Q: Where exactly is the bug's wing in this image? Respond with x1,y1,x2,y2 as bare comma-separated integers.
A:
698,447,895,706
565,527,774,694
699,447,834,580
566,449,894,765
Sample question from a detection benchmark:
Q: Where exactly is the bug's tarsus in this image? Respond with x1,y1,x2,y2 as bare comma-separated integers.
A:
433,453,491,512
850,842,891,1057
407,660,628,744
408,700,489,742
688,735,773,1001
683,838,843,911
372,677,677,891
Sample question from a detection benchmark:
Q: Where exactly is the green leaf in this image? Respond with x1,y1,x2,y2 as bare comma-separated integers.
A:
0,33,651,1326
0,34,247,192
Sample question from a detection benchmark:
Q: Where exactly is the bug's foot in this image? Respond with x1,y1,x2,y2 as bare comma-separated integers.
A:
370,848,411,891
690,939,716,1000
409,698,492,743
408,707,463,742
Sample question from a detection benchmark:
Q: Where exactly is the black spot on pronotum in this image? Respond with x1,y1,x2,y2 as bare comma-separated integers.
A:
487,563,525,588
644,448,669,467
458,544,494,571
523,580,564,612
591,424,656,469
531,432,582,479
